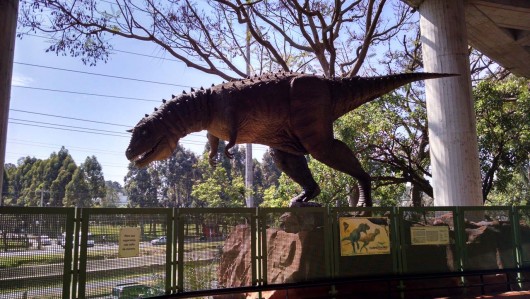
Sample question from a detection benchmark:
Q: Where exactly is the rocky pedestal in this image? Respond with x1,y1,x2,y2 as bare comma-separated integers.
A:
216,211,325,299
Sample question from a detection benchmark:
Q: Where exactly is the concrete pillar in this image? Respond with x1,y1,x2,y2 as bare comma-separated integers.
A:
419,0,483,206
0,0,19,206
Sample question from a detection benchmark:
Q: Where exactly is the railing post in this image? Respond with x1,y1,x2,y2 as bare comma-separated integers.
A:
165,208,175,295
512,206,523,289
77,208,91,299
61,208,76,299
259,208,268,286
177,209,184,293
251,208,258,287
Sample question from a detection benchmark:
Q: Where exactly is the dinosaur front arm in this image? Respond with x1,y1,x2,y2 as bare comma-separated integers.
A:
207,132,219,167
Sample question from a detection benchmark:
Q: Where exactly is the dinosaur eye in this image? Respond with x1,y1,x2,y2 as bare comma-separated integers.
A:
141,130,147,136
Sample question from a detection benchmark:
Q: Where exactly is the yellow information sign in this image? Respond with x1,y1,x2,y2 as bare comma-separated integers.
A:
410,226,450,245
339,217,390,256
118,227,141,258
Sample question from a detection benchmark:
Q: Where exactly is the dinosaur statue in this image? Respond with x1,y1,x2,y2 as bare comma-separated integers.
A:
126,72,456,207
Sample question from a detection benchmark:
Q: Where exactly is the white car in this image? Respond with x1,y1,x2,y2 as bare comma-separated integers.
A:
59,233,95,248
38,235,52,246
150,236,167,245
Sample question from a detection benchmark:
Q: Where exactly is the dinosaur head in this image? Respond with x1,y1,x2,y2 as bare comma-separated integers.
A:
125,115,178,168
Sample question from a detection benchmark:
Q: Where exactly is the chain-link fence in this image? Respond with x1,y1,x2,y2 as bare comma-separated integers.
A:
0,207,74,299
1,206,530,298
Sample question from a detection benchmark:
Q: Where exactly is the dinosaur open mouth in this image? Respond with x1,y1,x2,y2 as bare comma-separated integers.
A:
131,138,163,166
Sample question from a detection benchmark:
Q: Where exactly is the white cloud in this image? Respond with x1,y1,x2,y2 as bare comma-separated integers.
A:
11,73,34,86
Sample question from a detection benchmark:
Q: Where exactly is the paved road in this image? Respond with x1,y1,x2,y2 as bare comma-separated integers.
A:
0,252,166,280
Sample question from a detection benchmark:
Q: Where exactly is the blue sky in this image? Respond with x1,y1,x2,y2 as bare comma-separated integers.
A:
7,34,268,184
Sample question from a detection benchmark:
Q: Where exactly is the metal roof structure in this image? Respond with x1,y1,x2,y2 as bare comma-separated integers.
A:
405,0,530,78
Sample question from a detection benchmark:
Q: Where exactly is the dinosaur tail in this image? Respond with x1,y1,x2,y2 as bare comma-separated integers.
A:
335,72,458,117
360,72,457,98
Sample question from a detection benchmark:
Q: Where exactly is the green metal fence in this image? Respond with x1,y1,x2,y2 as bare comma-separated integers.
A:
1,206,529,298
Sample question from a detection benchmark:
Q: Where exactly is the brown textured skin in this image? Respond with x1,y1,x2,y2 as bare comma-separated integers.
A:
126,72,456,207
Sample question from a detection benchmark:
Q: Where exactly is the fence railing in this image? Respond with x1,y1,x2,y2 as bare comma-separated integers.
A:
1,206,529,298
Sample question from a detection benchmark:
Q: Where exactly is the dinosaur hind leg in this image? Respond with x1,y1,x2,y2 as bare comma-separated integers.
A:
271,149,320,203
308,139,372,207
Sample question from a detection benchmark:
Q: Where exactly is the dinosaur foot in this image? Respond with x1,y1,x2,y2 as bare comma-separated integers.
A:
289,201,322,208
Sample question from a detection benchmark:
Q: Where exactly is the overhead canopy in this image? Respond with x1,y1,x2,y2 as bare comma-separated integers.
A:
405,0,530,78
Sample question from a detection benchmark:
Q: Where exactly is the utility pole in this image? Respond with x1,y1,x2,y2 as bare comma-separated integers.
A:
0,0,19,206
245,21,254,208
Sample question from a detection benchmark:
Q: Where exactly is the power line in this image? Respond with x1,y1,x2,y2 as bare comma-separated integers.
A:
8,108,214,140
11,109,131,127
14,62,195,88
12,85,159,103
9,121,129,137
8,139,124,156
10,118,130,136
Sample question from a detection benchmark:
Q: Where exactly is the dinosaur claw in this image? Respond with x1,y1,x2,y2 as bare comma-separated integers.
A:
224,149,234,159
208,158,217,167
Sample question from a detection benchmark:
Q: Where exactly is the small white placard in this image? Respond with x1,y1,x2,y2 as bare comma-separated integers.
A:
411,226,450,245
118,227,141,258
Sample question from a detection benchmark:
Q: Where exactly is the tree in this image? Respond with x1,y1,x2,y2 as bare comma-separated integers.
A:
103,181,123,207
260,149,281,188
160,145,199,207
64,168,92,207
49,155,77,207
81,156,107,203
124,163,158,207
475,77,530,204
19,0,412,78
2,168,9,200
6,157,38,206
192,165,246,208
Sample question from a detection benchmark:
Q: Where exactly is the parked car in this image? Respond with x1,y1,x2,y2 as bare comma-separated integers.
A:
111,282,163,299
38,235,52,246
150,236,166,245
59,232,95,248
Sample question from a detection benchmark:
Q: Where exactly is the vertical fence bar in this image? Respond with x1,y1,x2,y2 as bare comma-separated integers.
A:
323,207,334,279
259,208,268,286
388,206,400,275
70,208,81,299
177,209,184,293
62,208,76,299
454,207,465,273
251,208,257,286
77,208,91,299
165,208,174,295
171,208,178,294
